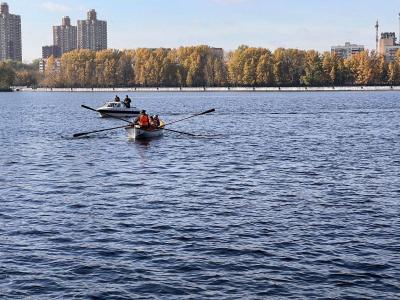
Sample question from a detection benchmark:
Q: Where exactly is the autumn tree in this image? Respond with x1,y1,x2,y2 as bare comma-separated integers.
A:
386,50,400,85
344,51,373,85
116,50,135,86
35,45,400,88
228,46,274,86
256,50,274,86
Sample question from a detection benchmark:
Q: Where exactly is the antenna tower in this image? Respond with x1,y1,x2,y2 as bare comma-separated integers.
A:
398,13,400,45
375,20,379,53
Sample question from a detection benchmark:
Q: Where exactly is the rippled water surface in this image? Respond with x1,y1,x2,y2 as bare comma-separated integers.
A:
1,91,400,299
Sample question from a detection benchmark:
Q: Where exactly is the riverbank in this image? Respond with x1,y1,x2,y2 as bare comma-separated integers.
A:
11,86,400,92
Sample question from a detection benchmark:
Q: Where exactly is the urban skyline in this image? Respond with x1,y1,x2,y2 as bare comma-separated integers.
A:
42,10,107,59
3,0,400,62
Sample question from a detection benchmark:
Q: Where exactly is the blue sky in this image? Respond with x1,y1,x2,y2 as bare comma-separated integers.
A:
5,0,400,62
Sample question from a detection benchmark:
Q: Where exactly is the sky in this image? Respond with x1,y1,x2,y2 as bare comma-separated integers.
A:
5,0,400,62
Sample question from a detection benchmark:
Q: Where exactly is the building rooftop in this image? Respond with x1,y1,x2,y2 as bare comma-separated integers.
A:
381,32,396,39
0,2,9,14
331,42,364,49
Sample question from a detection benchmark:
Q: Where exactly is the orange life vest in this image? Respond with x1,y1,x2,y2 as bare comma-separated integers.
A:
139,114,150,127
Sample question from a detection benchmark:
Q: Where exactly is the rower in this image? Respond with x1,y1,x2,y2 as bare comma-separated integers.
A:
149,116,155,129
153,115,160,127
137,110,150,129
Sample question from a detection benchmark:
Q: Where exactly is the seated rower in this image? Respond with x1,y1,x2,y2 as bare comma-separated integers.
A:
136,110,150,129
149,116,156,129
153,115,161,127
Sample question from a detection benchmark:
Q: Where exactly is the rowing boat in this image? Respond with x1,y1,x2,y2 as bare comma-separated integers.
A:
125,121,165,140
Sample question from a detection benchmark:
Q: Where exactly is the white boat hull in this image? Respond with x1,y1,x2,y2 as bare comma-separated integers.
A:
125,126,164,140
96,101,141,118
97,109,140,118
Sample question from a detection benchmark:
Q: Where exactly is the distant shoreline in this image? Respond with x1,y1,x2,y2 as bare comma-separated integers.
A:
11,86,400,92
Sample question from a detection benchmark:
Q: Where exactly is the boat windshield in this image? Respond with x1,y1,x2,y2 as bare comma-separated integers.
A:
106,102,123,108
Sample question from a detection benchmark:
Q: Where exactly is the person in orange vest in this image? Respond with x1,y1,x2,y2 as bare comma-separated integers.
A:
136,110,150,129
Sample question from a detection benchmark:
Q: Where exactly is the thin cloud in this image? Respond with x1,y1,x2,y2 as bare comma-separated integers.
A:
42,1,70,13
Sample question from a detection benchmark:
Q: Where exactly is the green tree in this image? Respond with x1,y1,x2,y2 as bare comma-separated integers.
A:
0,62,15,90
301,50,324,86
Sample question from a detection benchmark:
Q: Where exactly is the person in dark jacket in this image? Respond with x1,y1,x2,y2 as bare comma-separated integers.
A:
153,115,161,127
124,95,132,108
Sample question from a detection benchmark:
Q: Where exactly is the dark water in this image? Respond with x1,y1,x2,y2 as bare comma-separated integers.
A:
1,91,399,299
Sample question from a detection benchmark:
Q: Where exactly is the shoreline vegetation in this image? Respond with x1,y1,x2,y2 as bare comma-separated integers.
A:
3,45,400,89
12,86,400,92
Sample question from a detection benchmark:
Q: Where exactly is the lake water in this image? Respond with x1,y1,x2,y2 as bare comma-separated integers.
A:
1,91,399,299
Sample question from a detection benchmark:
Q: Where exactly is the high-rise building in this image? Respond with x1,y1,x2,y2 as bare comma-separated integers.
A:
379,32,396,53
42,45,61,59
211,47,224,59
0,2,22,61
53,16,77,55
77,9,107,51
378,32,400,61
331,42,365,59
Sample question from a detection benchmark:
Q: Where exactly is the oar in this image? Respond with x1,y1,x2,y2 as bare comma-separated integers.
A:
163,128,199,137
164,108,215,126
81,105,132,124
73,125,129,138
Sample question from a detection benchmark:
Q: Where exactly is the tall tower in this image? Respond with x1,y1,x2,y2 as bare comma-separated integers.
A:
53,16,77,55
0,2,22,61
77,9,107,51
375,20,379,53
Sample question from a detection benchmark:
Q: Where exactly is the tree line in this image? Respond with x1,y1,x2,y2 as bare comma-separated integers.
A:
3,45,400,88
0,60,40,90
42,46,227,88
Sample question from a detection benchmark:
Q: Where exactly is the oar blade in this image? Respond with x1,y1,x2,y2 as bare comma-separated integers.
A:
201,108,215,115
73,132,89,138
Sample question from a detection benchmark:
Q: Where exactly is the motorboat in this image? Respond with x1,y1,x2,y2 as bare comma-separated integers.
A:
97,101,141,118
125,122,165,140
